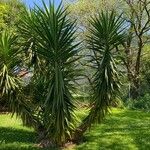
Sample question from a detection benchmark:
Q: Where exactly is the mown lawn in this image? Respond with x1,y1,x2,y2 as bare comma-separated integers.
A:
73,109,150,150
0,109,150,150
0,114,39,150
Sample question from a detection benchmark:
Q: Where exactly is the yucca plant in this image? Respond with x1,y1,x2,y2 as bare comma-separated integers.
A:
0,31,20,111
18,0,80,146
73,11,125,141
0,30,35,126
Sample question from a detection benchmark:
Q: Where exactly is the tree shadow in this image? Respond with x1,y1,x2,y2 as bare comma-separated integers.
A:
0,127,61,150
0,127,36,144
0,127,44,150
75,110,150,150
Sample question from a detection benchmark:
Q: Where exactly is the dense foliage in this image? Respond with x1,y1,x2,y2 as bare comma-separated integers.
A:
0,0,25,31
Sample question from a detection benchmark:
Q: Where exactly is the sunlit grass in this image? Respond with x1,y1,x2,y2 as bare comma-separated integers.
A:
0,108,150,150
73,108,150,150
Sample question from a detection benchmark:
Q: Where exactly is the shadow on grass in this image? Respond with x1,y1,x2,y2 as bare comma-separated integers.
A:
0,127,60,150
75,110,150,150
0,127,43,150
0,127,36,144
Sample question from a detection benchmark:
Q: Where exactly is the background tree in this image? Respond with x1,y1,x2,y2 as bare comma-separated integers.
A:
120,0,150,99
0,0,25,31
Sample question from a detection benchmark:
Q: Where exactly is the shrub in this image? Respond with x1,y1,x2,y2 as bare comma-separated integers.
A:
126,93,150,112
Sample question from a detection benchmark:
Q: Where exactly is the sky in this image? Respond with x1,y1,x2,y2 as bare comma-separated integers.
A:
23,0,62,8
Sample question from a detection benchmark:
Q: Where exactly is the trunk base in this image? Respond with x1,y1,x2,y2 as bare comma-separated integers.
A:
36,126,57,148
72,121,89,143
38,139,56,148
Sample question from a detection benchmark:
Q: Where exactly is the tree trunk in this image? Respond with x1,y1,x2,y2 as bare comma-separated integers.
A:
72,121,89,143
72,113,95,143
122,39,142,99
130,78,140,99
36,125,56,148
129,39,143,99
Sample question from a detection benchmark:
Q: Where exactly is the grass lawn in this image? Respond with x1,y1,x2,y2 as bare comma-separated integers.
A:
0,109,150,150
0,114,38,150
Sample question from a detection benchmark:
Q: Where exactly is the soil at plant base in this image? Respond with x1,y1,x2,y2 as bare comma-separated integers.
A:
63,142,76,150
0,107,10,114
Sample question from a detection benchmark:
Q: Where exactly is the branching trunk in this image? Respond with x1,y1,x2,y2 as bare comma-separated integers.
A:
122,0,150,99
72,117,90,143
123,36,143,99
123,45,141,99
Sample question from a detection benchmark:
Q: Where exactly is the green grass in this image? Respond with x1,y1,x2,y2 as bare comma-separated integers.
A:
73,108,150,150
0,109,150,150
0,114,39,150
